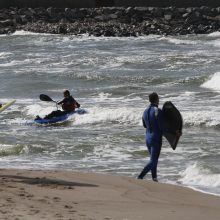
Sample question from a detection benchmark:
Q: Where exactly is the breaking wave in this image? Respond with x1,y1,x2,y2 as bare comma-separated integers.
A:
179,163,220,194
201,72,220,92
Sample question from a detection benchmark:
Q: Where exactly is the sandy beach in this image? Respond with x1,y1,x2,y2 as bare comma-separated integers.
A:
0,169,219,220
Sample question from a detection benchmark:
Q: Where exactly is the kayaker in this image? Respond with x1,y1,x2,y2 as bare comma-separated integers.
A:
58,90,80,112
36,90,80,120
0,103,2,108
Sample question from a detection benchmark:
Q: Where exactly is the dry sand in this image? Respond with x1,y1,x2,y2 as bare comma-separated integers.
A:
0,169,220,220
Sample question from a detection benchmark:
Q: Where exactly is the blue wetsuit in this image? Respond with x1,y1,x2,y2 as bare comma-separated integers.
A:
138,104,163,180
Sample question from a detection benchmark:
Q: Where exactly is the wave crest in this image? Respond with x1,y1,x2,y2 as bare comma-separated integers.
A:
179,162,220,188
183,111,220,128
201,72,220,92
73,106,142,126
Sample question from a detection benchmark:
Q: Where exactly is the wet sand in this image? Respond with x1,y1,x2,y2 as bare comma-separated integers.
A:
0,169,220,220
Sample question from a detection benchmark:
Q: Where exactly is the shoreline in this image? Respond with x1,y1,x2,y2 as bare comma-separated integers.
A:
2,166,220,198
1,168,220,220
0,7,220,36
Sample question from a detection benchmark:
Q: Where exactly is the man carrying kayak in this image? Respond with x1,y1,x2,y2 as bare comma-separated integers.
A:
137,92,163,182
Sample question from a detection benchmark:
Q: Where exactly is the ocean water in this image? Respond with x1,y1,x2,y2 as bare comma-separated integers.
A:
0,31,220,196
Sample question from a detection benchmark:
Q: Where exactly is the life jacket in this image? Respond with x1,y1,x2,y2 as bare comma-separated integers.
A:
62,103,76,112
59,96,80,112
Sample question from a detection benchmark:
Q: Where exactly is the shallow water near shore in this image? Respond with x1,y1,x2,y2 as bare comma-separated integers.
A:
0,31,220,195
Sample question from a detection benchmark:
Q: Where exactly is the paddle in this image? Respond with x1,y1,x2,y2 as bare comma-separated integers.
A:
40,94,57,103
39,94,59,110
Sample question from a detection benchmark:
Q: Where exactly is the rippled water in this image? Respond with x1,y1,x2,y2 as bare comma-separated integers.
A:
0,31,220,195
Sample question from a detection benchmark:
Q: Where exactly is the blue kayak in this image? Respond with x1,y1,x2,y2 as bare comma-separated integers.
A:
34,109,86,124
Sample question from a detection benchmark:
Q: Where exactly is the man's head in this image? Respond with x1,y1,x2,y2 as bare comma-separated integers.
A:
63,90,70,97
149,92,159,105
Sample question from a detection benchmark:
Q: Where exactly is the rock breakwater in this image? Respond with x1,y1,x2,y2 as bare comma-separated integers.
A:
0,7,220,36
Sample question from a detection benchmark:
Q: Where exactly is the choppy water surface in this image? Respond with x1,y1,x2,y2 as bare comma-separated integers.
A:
0,31,220,195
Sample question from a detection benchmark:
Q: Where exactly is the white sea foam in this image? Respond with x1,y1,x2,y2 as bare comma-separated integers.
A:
73,72,105,81
73,106,142,126
6,118,28,125
160,36,199,45
91,92,142,103
12,30,53,36
183,110,220,127
208,31,220,37
62,34,161,43
181,91,196,97
0,59,40,67
179,163,220,188
201,72,220,92
96,92,112,100
88,144,129,161
207,39,220,47
25,104,56,117
0,52,13,58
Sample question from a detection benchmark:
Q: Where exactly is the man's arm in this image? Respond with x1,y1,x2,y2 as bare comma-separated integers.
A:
74,100,80,108
58,98,65,105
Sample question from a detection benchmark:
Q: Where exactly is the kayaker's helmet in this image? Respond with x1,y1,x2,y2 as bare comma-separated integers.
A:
64,90,70,97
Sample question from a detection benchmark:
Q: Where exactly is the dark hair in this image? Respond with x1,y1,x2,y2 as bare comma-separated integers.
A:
149,92,159,103
64,90,70,96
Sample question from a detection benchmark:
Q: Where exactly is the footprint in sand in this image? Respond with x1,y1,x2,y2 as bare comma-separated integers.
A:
29,209,40,214
53,197,61,202
26,194,34,198
6,197,14,203
64,205,73,209
55,213,63,218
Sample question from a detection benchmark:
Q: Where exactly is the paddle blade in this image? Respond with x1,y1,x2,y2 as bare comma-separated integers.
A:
39,94,54,102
